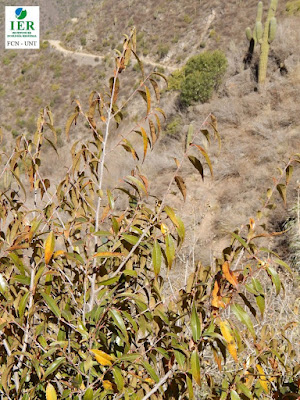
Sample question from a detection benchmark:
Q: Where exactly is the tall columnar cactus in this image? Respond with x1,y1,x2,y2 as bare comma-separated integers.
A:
245,0,278,85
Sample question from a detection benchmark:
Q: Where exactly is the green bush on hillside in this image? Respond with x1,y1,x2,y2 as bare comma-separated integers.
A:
286,0,300,14
169,50,227,107
180,50,227,106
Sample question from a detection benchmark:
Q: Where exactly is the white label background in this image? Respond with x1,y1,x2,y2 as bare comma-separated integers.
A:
5,6,40,49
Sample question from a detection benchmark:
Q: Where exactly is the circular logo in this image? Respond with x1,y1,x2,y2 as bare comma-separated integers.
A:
15,8,27,20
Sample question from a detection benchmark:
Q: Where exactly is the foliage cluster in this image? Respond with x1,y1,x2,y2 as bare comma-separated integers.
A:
286,0,300,14
0,30,299,400
169,50,228,107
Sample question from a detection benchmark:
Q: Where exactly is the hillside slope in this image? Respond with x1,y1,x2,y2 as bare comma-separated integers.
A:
0,0,300,269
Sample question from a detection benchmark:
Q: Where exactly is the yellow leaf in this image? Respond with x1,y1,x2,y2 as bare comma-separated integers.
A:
93,252,124,258
90,349,114,366
256,364,269,393
103,380,113,390
144,378,155,384
160,223,169,235
222,262,238,287
46,383,57,400
219,320,238,362
53,250,64,258
45,232,55,265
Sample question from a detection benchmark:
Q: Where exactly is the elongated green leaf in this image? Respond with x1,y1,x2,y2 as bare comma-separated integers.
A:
14,275,31,285
191,350,201,386
19,291,30,318
164,206,179,227
121,311,138,333
152,240,162,277
113,367,124,391
191,303,201,342
174,350,186,369
41,292,61,319
230,390,241,400
94,230,112,237
186,374,194,399
83,388,93,400
119,353,140,362
231,303,256,339
109,309,128,341
121,234,139,245
142,361,159,383
44,357,65,378
252,278,264,294
236,382,253,399
176,215,185,244
266,266,281,295
98,276,120,285
231,232,248,249
125,176,147,195
165,234,175,269
274,258,292,274
107,190,114,210
255,295,265,316
186,124,194,151
9,252,26,274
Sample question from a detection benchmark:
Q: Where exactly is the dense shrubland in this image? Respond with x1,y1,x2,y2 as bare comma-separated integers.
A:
0,29,299,400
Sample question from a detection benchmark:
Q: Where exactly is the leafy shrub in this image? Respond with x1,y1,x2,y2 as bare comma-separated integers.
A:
0,30,299,400
286,0,300,14
168,69,185,91
180,50,227,106
164,116,183,136
157,43,170,59
40,40,49,50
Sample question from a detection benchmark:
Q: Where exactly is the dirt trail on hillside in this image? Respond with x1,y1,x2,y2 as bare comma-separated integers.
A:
48,39,178,72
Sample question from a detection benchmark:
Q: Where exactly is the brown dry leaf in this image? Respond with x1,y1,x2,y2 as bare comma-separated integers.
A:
222,262,238,287
211,280,225,308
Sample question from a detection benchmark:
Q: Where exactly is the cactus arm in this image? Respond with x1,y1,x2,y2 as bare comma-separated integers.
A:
246,27,253,41
258,0,278,85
